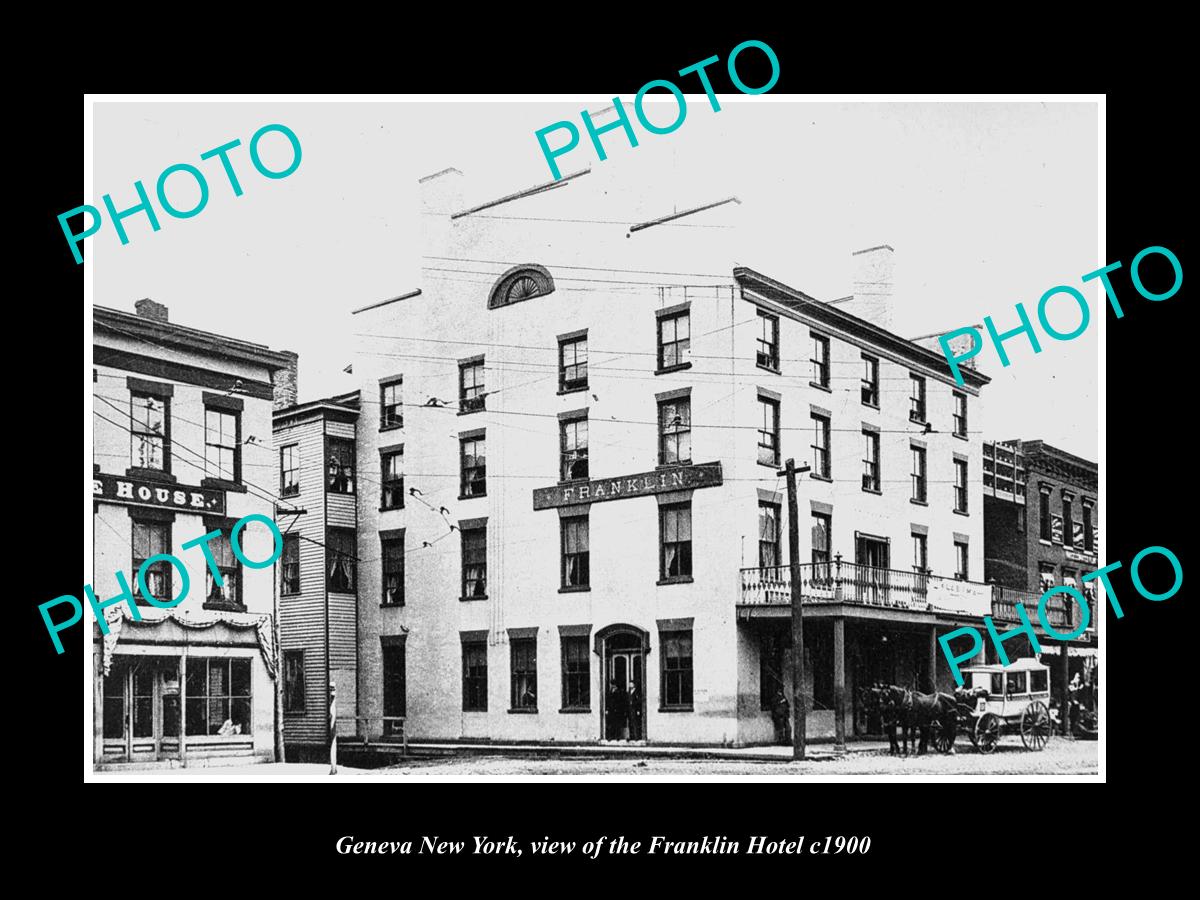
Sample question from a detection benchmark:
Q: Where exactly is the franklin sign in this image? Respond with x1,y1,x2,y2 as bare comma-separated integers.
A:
533,462,723,510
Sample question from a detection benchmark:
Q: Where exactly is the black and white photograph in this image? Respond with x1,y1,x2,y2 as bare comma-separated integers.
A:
76,93,1113,783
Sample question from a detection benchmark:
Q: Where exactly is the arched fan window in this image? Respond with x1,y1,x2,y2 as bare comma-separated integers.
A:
488,264,555,310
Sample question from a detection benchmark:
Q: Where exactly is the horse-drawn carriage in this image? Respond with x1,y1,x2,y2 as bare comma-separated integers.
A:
931,658,1054,754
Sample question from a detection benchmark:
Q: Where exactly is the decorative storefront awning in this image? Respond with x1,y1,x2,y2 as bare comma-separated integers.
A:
101,605,276,679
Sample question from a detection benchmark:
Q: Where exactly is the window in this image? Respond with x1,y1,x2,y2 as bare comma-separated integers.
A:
382,640,406,729
326,437,355,494
954,540,969,581
660,503,693,581
380,378,403,429
510,638,537,711
658,397,692,465
560,415,589,481
204,407,239,482
990,674,1005,697
862,429,881,492
1039,486,1052,541
462,525,487,599
952,391,967,437
381,449,405,510
861,355,879,406
561,516,590,589
811,512,832,578
954,459,969,513
204,527,241,608
559,334,588,391
758,501,781,569
185,658,251,736
103,668,125,739
1039,564,1056,593
1062,494,1075,548
459,358,485,413
757,310,779,370
912,445,928,503
912,532,928,574
1030,670,1048,693
811,412,831,478
131,393,168,471
909,374,927,423
327,528,356,593
131,518,171,605
283,650,305,713
658,311,690,370
382,533,404,606
1007,671,1028,694
561,636,590,710
462,642,488,711
280,533,300,595
460,434,487,498
1083,500,1095,552
660,630,693,709
280,444,299,497
810,333,830,388
757,396,780,466
488,265,555,309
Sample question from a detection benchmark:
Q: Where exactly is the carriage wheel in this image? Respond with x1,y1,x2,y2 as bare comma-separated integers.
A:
931,717,955,754
1021,701,1052,751
968,720,980,749
975,714,1001,754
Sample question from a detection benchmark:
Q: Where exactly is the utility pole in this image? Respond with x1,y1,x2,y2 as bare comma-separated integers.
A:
779,458,810,760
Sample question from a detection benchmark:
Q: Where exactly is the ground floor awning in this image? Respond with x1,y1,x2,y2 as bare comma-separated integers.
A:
97,606,276,679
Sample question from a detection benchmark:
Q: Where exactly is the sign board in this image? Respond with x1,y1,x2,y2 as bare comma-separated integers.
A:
93,473,225,514
927,577,993,617
533,462,723,510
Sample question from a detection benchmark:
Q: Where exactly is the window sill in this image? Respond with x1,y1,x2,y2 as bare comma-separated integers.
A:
558,476,590,486
203,602,247,613
558,585,591,594
910,416,928,427
810,473,833,483
658,706,694,713
125,467,177,484
953,509,970,517
756,363,781,375
379,506,405,513
862,487,883,496
559,707,592,715
507,708,538,715
657,576,694,586
462,708,488,714
460,595,489,602
1039,539,1054,546
380,603,405,609
281,591,301,598
457,408,485,416
557,385,588,396
280,491,301,501
655,362,692,376
910,498,929,507
862,401,880,410
201,477,248,494
758,459,781,469
656,461,693,470
458,493,487,501
808,381,832,393
952,432,969,441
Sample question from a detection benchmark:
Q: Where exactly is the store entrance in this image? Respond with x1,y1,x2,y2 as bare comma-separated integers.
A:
602,632,646,742
102,657,182,762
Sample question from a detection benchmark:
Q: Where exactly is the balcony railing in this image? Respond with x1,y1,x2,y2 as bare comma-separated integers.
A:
740,561,1097,631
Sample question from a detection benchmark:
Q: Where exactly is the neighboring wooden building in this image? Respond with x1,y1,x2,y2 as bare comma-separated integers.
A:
272,391,361,759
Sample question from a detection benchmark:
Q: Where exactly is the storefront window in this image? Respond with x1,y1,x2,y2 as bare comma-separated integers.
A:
186,658,252,736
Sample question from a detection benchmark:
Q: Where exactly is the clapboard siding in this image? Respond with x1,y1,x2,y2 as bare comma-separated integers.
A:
275,410,359,746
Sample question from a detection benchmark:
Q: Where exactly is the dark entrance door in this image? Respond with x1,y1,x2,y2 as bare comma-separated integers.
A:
603,632,645,741
382,642,406,738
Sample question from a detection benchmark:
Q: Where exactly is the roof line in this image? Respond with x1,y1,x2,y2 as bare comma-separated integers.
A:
450,168,591,220
351,289,423,315
418,167,462,183
628,197,741,234
852,244,895,255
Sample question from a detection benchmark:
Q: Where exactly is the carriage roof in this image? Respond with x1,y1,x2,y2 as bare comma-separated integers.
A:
961,658,1050,675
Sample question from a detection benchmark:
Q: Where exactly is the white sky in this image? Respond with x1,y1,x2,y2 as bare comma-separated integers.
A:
93,99,1098,459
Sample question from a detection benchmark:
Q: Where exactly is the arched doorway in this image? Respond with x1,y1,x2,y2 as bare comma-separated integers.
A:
595,625,649,743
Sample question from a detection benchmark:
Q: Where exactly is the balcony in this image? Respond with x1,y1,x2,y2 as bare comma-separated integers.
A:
739,561,1094,633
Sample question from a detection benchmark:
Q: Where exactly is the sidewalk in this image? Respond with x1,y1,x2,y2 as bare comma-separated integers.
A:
381,739,894,762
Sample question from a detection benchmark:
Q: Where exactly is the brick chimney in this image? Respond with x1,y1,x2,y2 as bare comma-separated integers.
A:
274,351,299,410
135,298,169,322
838,245,894,330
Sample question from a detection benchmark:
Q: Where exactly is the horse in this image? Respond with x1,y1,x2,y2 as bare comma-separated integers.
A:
858,684,909,756
882,685,959,755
